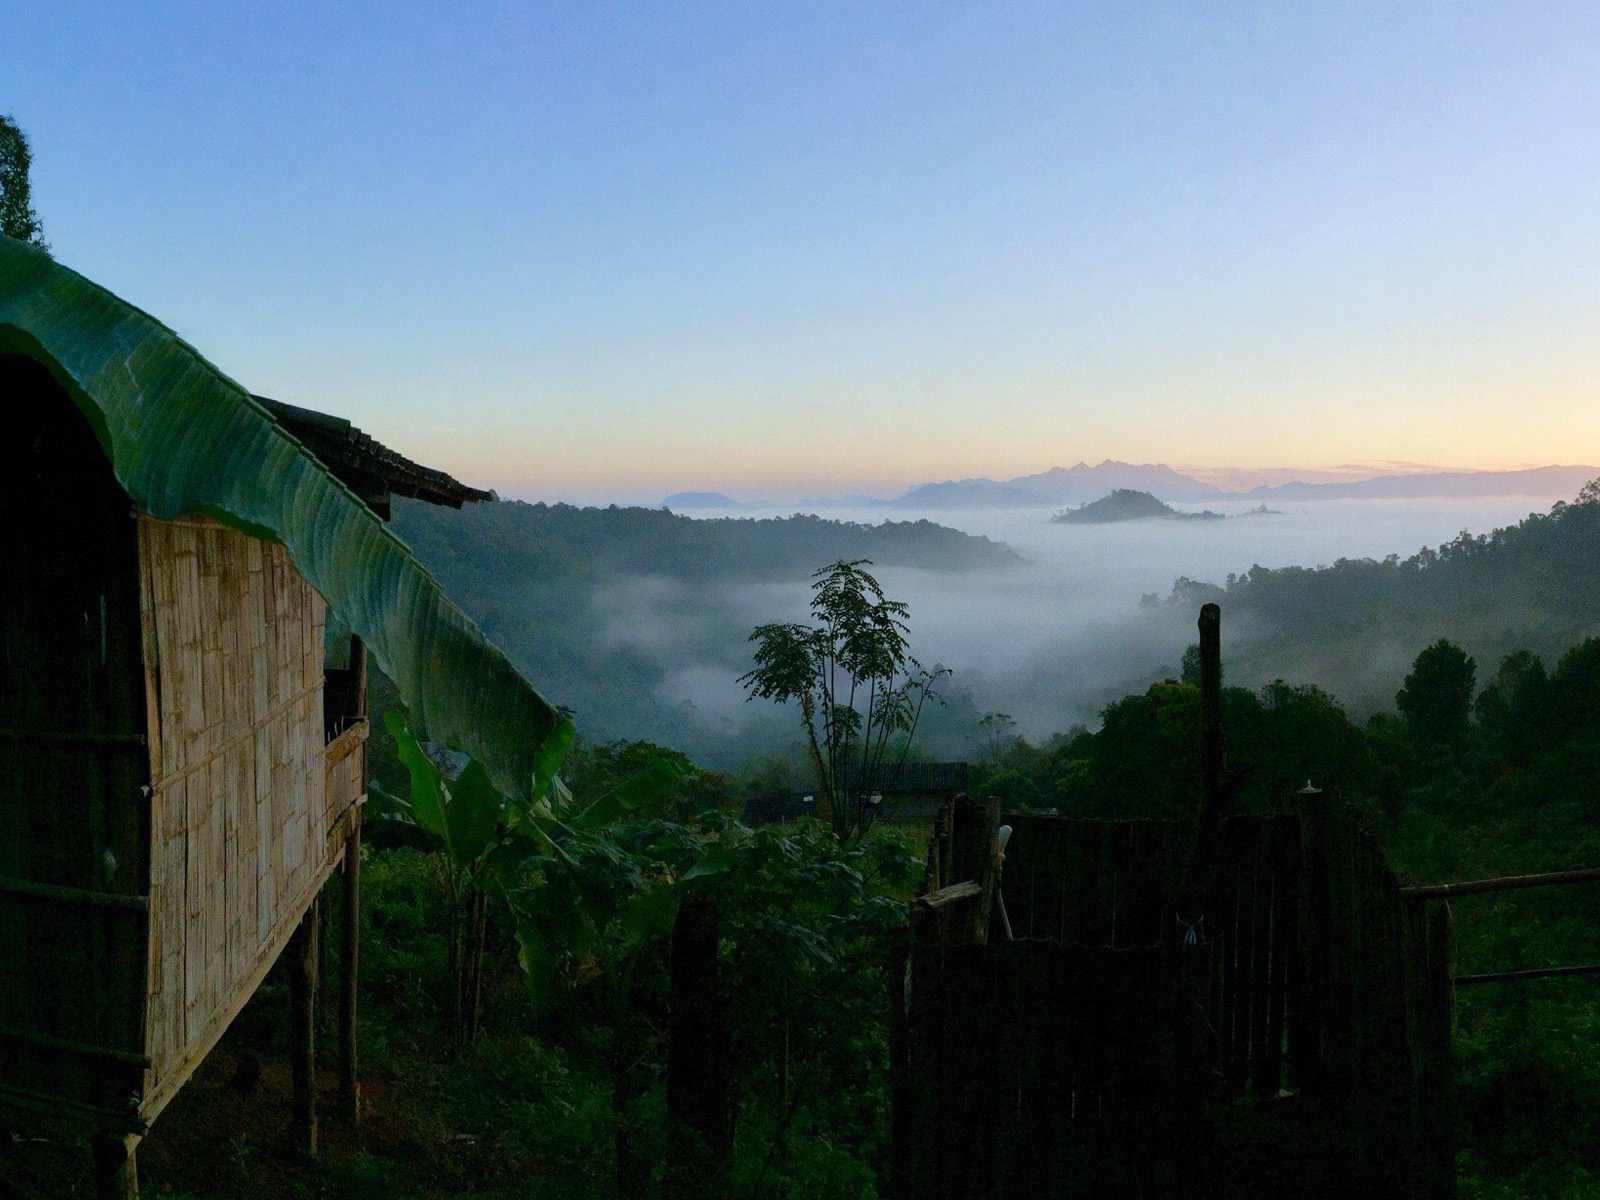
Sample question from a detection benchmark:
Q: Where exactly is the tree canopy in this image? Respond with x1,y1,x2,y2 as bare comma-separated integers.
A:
0,116,47,248
1396,639,1477,749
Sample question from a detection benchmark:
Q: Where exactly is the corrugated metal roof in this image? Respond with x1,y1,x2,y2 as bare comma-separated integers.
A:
861,761,970,792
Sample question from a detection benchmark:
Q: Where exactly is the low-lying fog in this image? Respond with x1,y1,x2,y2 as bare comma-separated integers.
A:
605,495,1567,753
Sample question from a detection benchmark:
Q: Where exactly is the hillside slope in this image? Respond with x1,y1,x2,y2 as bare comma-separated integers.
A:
1165,488,1600,711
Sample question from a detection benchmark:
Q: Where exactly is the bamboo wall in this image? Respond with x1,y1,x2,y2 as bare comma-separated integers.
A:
136,516,347,1120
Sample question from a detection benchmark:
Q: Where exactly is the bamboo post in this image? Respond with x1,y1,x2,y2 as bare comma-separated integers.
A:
287,901,319,1157
338,817,361,1124
318,885,335,1026
350,635,369,716
970,794,1002,944
91,1132,138,1200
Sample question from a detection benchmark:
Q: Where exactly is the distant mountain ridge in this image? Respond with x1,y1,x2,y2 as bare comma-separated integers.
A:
1241,465,1598,501
661,491,753,510
664,462,1599,511
892,460,1223,508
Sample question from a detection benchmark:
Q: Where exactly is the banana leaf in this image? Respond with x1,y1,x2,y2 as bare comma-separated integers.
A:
0,235,572,799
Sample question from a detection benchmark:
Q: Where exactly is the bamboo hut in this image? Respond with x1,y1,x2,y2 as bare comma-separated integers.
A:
0,238,568,1198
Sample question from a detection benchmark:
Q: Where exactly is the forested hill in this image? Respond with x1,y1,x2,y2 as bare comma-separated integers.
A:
1167,487,1600,709
386,498,1019,757
393,498,1021,587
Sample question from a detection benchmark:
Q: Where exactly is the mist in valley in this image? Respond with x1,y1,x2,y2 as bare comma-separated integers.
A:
597,494,1574,765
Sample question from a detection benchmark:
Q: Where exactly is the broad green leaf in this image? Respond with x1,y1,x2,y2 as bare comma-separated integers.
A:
482,839,535,883
0,238,571,799
680,844,740,883
447,760,503,862
386,710,447,843
571,757,687,830
533,725,577,810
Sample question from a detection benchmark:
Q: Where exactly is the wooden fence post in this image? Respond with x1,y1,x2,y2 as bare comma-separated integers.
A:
288,901,319,1157
1198,603,1223,814
1290,783,1330,1094
971,794,1001,945
339,819,361,1124
1179,604,1227,920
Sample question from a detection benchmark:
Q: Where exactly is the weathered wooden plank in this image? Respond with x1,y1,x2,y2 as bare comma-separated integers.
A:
916,880,982,910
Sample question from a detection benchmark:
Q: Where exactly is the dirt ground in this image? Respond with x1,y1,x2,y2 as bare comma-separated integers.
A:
0,1033,581,1200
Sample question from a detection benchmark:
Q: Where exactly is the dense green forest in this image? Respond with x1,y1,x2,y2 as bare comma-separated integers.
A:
1155,484,1600,712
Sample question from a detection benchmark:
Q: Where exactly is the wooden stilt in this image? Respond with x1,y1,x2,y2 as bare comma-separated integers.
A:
340,632,367,1124
287,900,318,1157
318,881,334,1024
339,818,361,1124
91,1132,139,1200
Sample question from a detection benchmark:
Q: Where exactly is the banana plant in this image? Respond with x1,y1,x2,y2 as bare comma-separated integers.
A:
370,711,524,1052
0,235,570,800
370,712,729,1050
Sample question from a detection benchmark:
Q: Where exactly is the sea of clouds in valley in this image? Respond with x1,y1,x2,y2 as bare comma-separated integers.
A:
596,494,1573,758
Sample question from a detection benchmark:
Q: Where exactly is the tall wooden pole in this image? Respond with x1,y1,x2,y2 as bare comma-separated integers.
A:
339,819,361,1124
1198,603,1223,815
339,633,367,1124
287,901,319,1157
1179,604,1227,924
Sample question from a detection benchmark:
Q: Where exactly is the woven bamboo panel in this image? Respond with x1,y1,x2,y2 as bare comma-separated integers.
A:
137,516,332,1108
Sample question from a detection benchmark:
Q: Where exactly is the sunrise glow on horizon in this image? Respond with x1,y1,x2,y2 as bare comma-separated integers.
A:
9,3,1600,504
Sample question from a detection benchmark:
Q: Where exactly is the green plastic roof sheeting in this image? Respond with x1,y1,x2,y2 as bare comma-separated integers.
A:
0,235,572,800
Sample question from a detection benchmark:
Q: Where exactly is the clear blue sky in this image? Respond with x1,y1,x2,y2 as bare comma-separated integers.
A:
9,2,1600,501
